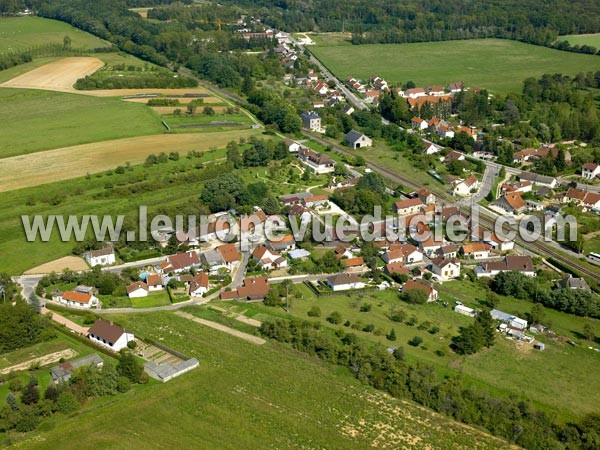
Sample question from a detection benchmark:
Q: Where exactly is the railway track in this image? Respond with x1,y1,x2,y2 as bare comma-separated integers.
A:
303,132,600,283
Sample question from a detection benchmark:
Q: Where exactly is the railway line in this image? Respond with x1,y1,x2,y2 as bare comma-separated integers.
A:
303,131,600,284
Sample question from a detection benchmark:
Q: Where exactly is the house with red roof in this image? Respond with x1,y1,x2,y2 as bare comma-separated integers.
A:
402,280,438,302
252,245,288,270
55,287,99,309
160,251,201,274
189,273,209,297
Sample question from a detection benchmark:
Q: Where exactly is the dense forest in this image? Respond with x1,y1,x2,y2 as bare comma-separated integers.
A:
216,0,600,48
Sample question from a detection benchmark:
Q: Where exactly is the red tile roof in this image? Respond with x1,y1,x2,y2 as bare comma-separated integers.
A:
62,291,93,304
218,244,240,263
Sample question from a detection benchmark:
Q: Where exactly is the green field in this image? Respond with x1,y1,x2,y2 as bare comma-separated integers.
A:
560,33,600,48
130,291,172,308
0,88,163,158
311,36,600,93
17,312,509,449
216,282,600,421
0,16,110,53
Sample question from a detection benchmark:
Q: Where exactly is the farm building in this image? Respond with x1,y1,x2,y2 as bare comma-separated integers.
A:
454,304,476,317
51,354,104,384
344,130,372,149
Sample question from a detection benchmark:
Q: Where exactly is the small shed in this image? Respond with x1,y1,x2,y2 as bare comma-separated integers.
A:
533,342,545,351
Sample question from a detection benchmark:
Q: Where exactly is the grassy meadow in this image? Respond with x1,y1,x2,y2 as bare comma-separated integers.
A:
311,36,600,93
0,16,110,53
0,88,163,158
215,281,600,421
560,33,600,48
17,312,510,449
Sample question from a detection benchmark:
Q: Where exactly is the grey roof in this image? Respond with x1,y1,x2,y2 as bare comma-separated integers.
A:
558,277,590,290
327,272,361,286
344,129,365,144
301,110,320,120
519,172,556,185
201,248,226,266
144,358,199,382
51,353,103,382
490,309,513,322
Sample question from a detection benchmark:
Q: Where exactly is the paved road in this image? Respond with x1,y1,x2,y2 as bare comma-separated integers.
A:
457,160,500,206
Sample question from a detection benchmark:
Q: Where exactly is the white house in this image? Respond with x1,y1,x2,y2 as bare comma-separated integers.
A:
84,246,115,267
160,251,201,274
430,257,461,280
453,175,479,196
475,256,536,278
301,110,321,131
483,234,515,252
252,245,288,270
126,281,149,298
189,273,209,297
145,274,165,292
382,249,404,264
460,243,492,260
402,280,438,302
298,148,335,174
54,286,99,309
393,197,423,216
88,320,135,352
285,139,301,153
423,140,443,155
411,117,428,131
398,244,423,263
327,273,365,291
581,162,600,180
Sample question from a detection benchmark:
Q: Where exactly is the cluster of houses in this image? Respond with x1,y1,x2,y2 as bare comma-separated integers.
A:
512,145,571,166
562,186,600,212
344,75,390,106
412,116,478,141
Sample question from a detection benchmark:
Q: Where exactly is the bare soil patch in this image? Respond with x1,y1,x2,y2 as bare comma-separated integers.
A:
0,349,76,375
1,57,104,92
0,129,258,192
24,256,88,274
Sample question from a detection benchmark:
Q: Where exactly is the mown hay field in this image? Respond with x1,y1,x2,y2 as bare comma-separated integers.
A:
311,36,600,93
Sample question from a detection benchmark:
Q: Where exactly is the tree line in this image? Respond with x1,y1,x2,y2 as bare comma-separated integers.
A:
490,271,600,319
259,317,600,450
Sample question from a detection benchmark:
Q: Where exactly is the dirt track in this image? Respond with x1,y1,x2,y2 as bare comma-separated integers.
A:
1,57,105,92
175,311,266,345
0,130,258,192
0,349,77,375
